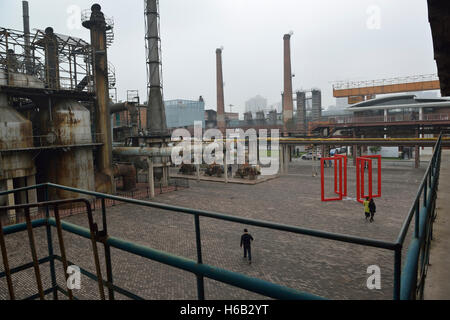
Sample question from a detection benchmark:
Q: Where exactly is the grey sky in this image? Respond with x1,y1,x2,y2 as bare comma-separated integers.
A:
1,0,438,115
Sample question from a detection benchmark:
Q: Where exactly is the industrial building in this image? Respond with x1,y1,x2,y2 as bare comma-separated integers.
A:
114,98,205,130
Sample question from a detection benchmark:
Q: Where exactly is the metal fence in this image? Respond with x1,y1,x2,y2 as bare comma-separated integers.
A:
0,135,443,299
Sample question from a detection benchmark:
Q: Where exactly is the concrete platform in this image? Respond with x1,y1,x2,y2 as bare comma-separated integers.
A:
423,150,450,299
169,173,279,185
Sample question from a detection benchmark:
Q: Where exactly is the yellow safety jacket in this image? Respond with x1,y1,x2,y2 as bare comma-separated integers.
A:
363,200,370,213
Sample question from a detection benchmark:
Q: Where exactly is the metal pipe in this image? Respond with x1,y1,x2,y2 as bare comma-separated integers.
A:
112,146,173,157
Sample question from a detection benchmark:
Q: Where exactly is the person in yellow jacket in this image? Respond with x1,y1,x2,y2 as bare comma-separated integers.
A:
363,197,371,220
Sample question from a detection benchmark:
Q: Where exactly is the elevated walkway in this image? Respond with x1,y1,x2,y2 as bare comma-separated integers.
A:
424,150,450,299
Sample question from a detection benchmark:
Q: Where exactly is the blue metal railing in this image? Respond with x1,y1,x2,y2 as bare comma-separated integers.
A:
0,134,443,300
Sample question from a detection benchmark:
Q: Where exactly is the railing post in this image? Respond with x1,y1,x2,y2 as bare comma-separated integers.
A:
423,182,427,208
414,200,420,238
101,198,115,300
394,246,402,300
44,184,58,300
194,214,205,300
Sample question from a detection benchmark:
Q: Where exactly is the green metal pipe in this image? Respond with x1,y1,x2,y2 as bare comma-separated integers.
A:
2,218,46,235
0,183,46,196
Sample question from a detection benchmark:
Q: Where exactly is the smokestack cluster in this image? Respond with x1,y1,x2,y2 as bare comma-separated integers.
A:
282,34,294,133
216,48,225,131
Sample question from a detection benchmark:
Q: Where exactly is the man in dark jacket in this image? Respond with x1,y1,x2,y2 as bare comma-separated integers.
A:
369,198,376,222
240,229,254,264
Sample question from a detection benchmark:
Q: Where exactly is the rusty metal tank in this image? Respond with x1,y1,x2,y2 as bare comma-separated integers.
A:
0,91,36,208
39,99,95,199
0,85,35,178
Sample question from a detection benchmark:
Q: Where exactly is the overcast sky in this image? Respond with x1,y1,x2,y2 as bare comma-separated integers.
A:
1,0,438,114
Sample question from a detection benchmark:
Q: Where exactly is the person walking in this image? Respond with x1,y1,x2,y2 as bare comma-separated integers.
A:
240,229,254,264
369,198,376,222
363,197,371,221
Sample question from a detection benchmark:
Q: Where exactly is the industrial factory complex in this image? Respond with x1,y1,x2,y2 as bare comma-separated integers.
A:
1,0,450,306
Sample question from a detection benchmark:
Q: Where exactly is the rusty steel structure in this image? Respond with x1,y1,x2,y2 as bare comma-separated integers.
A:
144,0,168,136
0,28,93,93
333,74,440,104
82,4,115,194
0,2,124,224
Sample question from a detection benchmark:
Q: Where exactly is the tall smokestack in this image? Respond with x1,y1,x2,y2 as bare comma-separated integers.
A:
22,1,32,74
145,0,167,136
296,91,306,132
216,48,225,131
282,34,294,133
311,89,322,121
82,4,114,193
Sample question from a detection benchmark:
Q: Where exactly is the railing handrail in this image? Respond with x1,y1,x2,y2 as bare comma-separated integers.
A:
396,134,442,245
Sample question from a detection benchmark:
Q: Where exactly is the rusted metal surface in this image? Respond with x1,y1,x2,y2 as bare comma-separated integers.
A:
82,4,114,194
37,99,95,200
0,96,36,180
112,163,136,191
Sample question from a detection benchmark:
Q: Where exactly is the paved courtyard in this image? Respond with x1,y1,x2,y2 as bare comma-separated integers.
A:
0,159,426,300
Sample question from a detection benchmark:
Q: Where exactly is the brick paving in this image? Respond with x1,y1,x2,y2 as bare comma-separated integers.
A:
0,160,426,300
